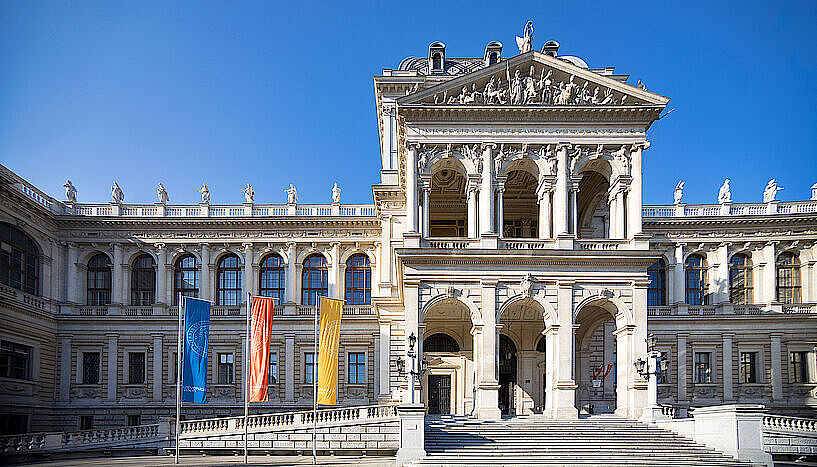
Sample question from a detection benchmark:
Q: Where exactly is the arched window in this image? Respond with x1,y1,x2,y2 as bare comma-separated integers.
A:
259,254,285,302
301,254,327,306
685,254,708,306
423,333,459,353
647,259,667,306
87,254,112,306
0,223,39,296
729,253,753,305
344,254,371,305
776,252,801,304
131,254,155,306
216,254,242,306
174,254,199,304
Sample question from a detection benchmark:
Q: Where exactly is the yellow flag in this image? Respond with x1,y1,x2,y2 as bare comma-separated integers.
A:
317,297,343,405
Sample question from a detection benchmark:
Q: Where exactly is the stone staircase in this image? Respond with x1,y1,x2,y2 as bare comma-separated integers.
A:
411,415,762,467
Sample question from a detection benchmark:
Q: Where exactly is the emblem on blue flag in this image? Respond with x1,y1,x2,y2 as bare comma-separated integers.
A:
182,297,210,403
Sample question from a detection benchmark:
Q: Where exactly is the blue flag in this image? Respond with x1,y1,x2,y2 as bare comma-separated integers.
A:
182,297,210,403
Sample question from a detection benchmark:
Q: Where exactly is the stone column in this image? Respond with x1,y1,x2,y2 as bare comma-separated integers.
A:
677,334,688,402
112,243,123,305
287,243,297,303
66,243,78,304
381,105,393,170
467,186,477,238
59,336,71,402
406,143,419,233
107,334,118,401
379,322,391,400
628,143,647,236
471,325,483,412
723,333,734,402
330,242,340,298
539,190,551,239
770,333,783,401
421,181,431,237
609,191,619,239
479,143,496,235
496,183,505,237
242,243,254,302
478,280,501,420
614,187,626,240
554,143,571,236
152,334,163,401
570,182,579,236
552,281,578,418
285,334,295,402
674,244,686,305
156,244,166,305
199,243,210,301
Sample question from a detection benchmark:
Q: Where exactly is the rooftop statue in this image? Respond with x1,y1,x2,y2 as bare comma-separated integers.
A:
332,183,341,204
516,21,533,54
197,183,210,204
812,182,817,201
763,179,783,203
111,181,124,204
242,183,255,203
63,180,77,203
285,184,297,204
718,178,731,204
674,181,684,205
157,183,169,204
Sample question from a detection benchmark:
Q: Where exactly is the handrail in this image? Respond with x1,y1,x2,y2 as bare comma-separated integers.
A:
0,424,163,454
66,202,377,218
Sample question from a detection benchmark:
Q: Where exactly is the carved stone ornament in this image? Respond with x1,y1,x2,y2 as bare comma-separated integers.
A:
122,386,146,399
445,286,459,299
519,273,536,297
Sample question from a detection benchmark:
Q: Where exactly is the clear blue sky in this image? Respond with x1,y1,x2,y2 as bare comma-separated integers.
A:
1,1,815,206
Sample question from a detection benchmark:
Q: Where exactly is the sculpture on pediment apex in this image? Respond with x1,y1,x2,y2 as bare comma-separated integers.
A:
197,183,210,204
242,183,255,204
110,181,124,204
637,80,646,91
718,179,732,204
674,181,685,205
284,184,296,204
156,183,169,204
332,183,341,204
763,179,783,203
63,180,77,203
516,21,534,54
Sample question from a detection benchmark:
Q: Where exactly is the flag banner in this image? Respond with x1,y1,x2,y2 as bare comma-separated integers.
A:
249,296,275,402
317,297,343,406
182,297,210,403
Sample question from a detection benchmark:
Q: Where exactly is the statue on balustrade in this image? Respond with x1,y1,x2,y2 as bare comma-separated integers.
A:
718,178,731,204
242,183,255,203
332,183,341,204
111,181,124,204
63,180,77,203
285,184,297,204
197,183,210,204
674,181,685,204
763,179,784,203
157,183,169,204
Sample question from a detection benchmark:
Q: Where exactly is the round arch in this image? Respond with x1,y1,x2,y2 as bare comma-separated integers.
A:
497,294,557,328
295,248,331,265
126,249,158,265
421,293,483,327
340,248,376,267
574,295,633,328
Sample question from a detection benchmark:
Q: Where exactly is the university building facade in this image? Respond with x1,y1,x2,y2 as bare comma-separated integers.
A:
1,40,816,435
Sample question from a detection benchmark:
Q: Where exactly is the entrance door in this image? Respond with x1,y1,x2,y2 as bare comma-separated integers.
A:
499,335,517,415
428,375,451,415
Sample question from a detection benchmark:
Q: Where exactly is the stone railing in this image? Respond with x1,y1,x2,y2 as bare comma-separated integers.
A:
648,303,817,316
65,203,377,218
0,284,54,313
763,414,817,433
180,404,398,435
575,239,632,251
424,238,478,249
644,200,817,219
501,239,556,249
0,424,166,455
295,305,375,317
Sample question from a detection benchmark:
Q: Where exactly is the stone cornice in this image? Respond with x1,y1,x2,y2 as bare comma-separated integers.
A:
395,248,659,268
398,105,663,125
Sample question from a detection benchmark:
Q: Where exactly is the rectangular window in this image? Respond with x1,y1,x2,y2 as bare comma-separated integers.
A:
304,352,315,384
348,352,365,384
694,352,712,383
0,340,32,380
269,353,278,385
82,352,100,384
127,415,141,427
128,352,146,384
79,416,93,431
740,352,757,383
791,351,809,383
218,353,234,384
0,414,28,435
656,351,669,384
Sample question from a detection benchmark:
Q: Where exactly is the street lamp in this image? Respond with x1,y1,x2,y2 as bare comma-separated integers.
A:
634,357,648,379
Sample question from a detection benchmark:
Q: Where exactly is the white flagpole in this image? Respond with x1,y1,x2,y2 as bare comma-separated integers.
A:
244,292,251,464
312,291,318,465
175,293,183,464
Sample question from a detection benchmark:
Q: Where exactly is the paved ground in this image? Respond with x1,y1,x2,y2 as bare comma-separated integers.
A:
19,455,396,466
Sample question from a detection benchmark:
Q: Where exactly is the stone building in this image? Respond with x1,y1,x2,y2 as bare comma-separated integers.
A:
1,38,815,435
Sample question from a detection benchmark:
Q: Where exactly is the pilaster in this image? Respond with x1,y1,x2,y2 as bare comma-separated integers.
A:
199,243,210,301
378,322,391,400
770,333,783,401
285,334,295,402
112,243,123,305
477,279,501,420
628,142,647,236
152,334,163,401
405,142,420,234
107,334,118,401
723,333,734,402
677,334,688,402
479,143,496,235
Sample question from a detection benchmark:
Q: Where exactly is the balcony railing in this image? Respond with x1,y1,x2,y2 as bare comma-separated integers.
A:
295,305,375,317
648,303,816,316
64,203,377,218
644,200,817,219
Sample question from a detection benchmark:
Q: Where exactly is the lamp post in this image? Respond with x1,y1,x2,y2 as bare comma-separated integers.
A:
396,333,429,405
636,333,666,422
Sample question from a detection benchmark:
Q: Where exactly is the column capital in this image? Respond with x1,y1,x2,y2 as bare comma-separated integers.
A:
632,141,651,151
555,142,573,152
480,279,498,287
154,242,166,251
480,142,497,151
405,141,422,151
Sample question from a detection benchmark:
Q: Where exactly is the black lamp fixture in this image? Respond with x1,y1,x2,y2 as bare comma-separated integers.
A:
634,357,648,379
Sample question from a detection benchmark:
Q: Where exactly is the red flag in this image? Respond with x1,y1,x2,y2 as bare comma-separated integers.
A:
249,296,274,402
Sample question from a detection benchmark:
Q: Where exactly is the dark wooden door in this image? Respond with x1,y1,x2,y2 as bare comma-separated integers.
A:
428,375,451,415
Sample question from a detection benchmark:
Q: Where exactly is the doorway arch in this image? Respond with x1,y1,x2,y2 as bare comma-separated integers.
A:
499,334,518,415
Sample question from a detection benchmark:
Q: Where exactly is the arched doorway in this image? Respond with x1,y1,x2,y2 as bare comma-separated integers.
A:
574,303,618,414
498,334,517,415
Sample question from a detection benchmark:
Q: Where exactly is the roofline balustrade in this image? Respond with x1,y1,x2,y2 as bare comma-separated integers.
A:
644,201,817,219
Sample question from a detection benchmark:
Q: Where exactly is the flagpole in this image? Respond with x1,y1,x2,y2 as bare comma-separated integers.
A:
244,292,251,465
175,293,183,464
312,291,318,465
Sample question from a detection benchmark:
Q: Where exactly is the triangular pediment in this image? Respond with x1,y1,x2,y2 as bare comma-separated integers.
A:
397,50,669,108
